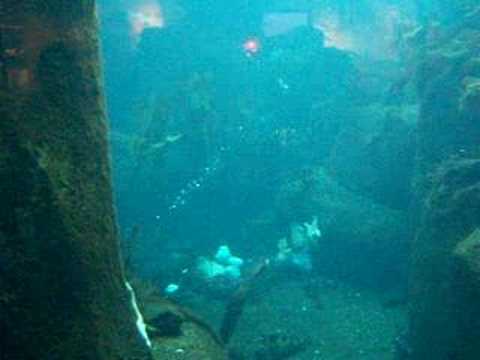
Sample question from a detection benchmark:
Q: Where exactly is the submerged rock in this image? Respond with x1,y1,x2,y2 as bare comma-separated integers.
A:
410,159,480,359
409,10,480,357
148,311,184,338
141,293,227,359
328,112,416,210
275,167,410,288
254,332,310,360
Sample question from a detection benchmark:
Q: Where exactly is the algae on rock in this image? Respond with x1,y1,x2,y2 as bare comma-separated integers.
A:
0,1,151,359
409,15,480,356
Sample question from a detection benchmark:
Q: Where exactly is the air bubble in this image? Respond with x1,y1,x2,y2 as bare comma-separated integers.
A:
165,156,221,212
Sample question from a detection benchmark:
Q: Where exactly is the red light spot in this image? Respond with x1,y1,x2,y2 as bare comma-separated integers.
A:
243,38,260,55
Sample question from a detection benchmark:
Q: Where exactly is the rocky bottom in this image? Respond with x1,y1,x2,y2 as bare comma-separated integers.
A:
177,274,407,360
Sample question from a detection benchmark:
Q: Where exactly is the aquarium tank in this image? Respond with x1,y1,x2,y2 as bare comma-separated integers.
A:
1,0,480,359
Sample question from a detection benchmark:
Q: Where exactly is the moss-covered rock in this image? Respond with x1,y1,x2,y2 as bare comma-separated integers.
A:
409,10,480,357
409,159,480,359
0,2,151,359
327,109,416,210
142,296,227,360
275,167,409,289
414,18,480,182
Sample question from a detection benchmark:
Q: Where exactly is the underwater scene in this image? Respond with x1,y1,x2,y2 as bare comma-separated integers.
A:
1,0,480,359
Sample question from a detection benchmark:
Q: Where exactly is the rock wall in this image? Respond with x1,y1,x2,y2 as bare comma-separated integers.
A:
410,160,480,359
0,1,151,359
409,7,480,359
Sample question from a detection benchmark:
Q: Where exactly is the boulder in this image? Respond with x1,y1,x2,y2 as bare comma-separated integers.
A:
275,167,410,289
